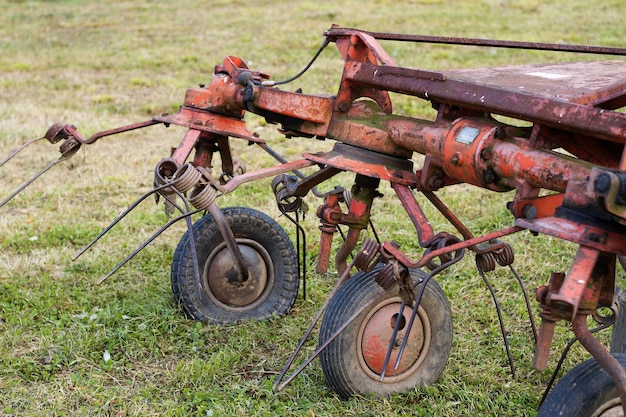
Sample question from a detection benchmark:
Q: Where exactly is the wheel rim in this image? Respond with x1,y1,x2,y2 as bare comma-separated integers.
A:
591,398,623,417
357,295,431,382
203,238,274,311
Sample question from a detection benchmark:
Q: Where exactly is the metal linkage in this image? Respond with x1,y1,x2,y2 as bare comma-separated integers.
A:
75,160,223,284
472,242,537,378
325,26,626,56
379,240,465,380
0,124,81,208
272,247,369,392
539,305,617,408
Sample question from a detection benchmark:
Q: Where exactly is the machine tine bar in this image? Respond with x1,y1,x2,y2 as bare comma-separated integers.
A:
0,137,45,168
273,259,356,391
393,249,464,371
97,204,203,285
379,301,405,380
0,156,65,209
73,180,177,261
477,267,516,377
392,283,430,372
275,287,384,392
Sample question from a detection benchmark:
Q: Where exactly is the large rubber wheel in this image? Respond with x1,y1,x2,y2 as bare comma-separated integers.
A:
171,206,299,325
319,266,453,398
538,353,626,417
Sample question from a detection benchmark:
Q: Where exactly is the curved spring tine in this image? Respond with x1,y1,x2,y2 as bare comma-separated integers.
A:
73,180,181,261
509,264,538,344
0,137,45,168
379,300,406,380
274,281,385,392
476,267,516,377
272,257,357,391
0,156,65,209
176,190,202,293
97,197,203,285
391,249,465,373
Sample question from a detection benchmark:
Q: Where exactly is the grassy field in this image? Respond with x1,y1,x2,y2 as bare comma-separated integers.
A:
1,0,625,416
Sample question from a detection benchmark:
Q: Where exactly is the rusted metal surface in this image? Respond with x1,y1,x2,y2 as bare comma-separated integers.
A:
325,26,626,56
360,298,428,377
2,25,626,407
344,61,626,143
573,314,626,415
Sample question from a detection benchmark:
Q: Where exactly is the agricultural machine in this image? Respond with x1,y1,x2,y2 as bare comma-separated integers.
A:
1,26,626,415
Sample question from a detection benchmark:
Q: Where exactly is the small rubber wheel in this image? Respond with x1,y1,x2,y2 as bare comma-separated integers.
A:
538,353,626,417
171,206,299,325
319,266,453,398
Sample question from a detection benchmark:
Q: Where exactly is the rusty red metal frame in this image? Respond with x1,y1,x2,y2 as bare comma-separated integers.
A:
3,25,625,409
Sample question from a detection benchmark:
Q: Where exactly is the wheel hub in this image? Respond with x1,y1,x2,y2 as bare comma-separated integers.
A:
204,239,271,309
359,298,430,379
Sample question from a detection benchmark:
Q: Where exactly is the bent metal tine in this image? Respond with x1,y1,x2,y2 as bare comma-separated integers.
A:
392,249,465,372
509,265,538,344
175,190,202,293
73,180,183,261
96,205,204,285
379,300,406,381
572,314,626,416
273,257,358,391
275,284,385,392
477,267,516,377
0,156,65,209
539,320,613,408
0,137,45,168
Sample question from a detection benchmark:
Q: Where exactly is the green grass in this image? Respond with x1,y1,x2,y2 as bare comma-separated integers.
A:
1,0,625,416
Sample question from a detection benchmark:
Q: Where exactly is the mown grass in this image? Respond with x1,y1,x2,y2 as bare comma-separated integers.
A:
1,0,625,416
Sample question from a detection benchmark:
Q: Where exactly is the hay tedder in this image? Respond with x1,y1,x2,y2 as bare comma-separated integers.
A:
2,26,626,415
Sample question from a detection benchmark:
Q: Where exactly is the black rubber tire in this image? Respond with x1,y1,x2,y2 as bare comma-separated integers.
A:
538,353,626,417
318,266,453,398
171,206,299,325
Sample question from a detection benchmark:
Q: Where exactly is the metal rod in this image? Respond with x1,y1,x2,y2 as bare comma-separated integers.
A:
0,157,65,208
65,119,161,145
509,265,538,344
0,137,45,168
277,208,307,300
176,192,202,293
379,300,405,380
273,257,357,391
477,267,516,377
393,249,464,371
275,281,383,392
246,146,327,198
96,207,203,285
206,203,249,283
326,27,626,56
73,180,180,261
539,321,613,407
572,314,626,416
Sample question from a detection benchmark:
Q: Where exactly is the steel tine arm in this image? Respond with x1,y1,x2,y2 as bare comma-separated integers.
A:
509,264,538,344
393,249,464,371
379,301,406,380
175,191,202,293
477,267,516,377
273,259,356,391
96,204,203,285
275,286,384,392
0,137,45,168
0,157,65,208
73,181,180,261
